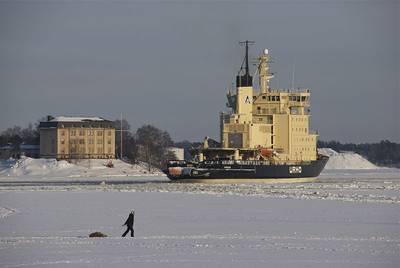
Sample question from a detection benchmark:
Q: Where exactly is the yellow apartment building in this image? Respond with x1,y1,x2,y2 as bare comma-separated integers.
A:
39,116,115,159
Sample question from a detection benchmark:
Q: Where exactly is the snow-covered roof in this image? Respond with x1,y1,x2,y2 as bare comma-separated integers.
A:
50,116,107,122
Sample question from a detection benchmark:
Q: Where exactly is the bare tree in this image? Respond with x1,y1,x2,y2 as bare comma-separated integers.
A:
135,125,173,171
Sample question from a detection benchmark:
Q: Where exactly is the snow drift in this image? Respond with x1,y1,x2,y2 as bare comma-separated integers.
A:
1,157,73,177
0,157,165,180
318,148,378,169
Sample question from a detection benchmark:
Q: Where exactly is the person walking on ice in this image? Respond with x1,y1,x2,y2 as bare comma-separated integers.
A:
122,211,135,237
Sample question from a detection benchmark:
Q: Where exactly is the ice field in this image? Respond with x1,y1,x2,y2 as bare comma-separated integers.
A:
0,176,399,268
0,155,399,267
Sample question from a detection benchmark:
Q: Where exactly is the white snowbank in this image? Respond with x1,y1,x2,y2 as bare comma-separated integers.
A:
0,157,166,180
319,148,378,169
2,157,73,177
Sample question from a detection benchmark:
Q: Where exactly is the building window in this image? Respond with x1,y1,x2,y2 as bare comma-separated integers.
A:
97,139,102,144
276,96,280,101
79,130,84,136
98,131,103,136
61,131,65,136
107,139,111,145
61,139,65,145
108,131,111,136
71,130,76,136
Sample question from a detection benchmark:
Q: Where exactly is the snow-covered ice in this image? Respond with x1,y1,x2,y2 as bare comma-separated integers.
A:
0,190,399,268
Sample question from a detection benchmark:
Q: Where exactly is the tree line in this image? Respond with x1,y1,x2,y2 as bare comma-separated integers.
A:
318,140,400,168
0,124,40,151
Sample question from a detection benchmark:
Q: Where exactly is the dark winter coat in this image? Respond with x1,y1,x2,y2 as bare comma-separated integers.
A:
124,212,134,227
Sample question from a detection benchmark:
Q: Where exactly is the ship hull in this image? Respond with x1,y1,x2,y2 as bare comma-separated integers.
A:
164,155,329,182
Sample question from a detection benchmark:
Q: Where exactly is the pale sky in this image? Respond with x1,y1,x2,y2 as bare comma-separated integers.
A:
0,0,399,143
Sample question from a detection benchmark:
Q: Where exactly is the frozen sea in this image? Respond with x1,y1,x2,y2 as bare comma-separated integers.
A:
0,169,399,267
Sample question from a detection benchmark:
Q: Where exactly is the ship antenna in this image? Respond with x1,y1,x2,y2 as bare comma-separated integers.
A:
239,40,254,76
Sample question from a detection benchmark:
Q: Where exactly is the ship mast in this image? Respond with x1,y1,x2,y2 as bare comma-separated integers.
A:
243,40,251,77
236,40,254,88
258,49,274,93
